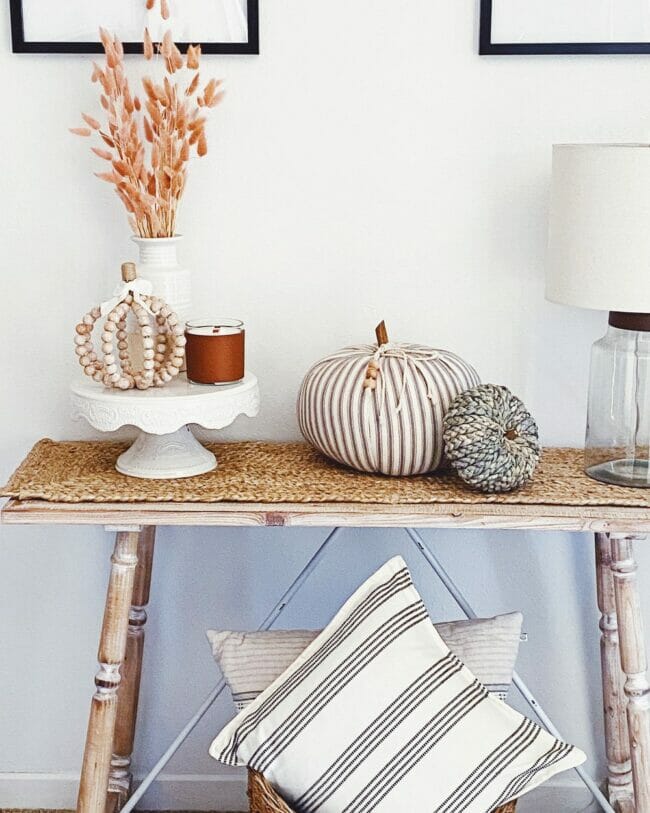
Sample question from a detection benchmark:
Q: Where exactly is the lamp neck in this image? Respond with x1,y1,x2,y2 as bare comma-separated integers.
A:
609,311,650,332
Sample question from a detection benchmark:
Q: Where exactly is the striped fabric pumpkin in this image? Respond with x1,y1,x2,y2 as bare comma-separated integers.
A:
297,342,480,476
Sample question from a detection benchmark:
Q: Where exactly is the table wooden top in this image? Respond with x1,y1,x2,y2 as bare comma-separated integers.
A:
2,440,650,532
3,496,650,532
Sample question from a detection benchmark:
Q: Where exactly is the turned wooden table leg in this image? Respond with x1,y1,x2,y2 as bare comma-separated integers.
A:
596,532,634,809
77,531,139,813
611,534,650,813
108,527,156,811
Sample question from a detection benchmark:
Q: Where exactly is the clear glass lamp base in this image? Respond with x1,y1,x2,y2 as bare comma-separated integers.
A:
586,458,650,488
585,314,650,489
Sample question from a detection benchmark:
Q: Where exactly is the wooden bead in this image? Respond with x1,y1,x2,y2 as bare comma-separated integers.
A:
363,378,377,390
76,293,188,391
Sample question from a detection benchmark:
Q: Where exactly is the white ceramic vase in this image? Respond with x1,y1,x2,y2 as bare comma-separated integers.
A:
132,236,192,324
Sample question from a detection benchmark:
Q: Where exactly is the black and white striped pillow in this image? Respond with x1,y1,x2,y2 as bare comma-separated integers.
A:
210,557,584,813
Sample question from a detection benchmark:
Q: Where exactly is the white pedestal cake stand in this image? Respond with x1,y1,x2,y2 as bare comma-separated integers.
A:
70,372,260,479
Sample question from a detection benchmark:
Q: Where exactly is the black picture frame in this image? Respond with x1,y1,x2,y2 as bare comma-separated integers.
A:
9,0,259,55
479,0,650,55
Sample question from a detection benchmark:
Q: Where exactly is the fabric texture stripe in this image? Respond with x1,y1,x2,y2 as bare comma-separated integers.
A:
207,612,523,712
297,343,480,475
210,557,585,813
217,566,413,764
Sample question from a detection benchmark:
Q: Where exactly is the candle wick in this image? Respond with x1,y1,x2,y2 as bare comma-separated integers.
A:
213,327,221,334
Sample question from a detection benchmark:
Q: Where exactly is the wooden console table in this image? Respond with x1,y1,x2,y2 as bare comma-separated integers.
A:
3,441,650,813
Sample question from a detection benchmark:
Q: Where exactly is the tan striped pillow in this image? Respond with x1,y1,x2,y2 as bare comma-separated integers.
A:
297,343,480,476
207,612,522,710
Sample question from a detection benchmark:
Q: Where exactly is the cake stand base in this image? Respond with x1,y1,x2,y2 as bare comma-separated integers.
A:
116,426,217,479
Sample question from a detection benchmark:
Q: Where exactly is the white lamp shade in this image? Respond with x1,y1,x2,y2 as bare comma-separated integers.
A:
547,144,650,313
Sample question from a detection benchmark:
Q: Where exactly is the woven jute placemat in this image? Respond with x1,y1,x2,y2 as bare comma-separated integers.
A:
3,439,650,507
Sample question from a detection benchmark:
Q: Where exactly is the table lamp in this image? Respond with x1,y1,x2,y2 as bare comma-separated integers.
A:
547,143,650,487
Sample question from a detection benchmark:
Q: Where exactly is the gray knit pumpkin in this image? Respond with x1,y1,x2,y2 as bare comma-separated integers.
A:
443,384,541,493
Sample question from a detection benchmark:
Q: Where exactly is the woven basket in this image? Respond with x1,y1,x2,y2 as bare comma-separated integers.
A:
248,769,517,813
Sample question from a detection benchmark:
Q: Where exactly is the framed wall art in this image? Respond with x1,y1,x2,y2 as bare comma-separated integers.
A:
10,0,259,55
480,0,650,55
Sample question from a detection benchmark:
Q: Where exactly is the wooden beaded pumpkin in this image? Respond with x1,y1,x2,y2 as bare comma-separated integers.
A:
297,322,480,476
74,262,186,390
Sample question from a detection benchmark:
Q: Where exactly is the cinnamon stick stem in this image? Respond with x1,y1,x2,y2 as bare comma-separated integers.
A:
375,320,389,346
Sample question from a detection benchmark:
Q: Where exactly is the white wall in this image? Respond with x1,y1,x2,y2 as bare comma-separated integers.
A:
2,0,650,808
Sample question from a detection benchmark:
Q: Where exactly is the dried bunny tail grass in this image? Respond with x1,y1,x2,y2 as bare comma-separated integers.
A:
143,28,154,60
186,72,200,96
186,44,200,70
82,113,101,129
73,22,222,238
161,30,174,58
202,78,225,108
161,0,170,20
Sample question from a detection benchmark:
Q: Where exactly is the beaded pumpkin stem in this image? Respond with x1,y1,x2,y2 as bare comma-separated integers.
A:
74,263,186,391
